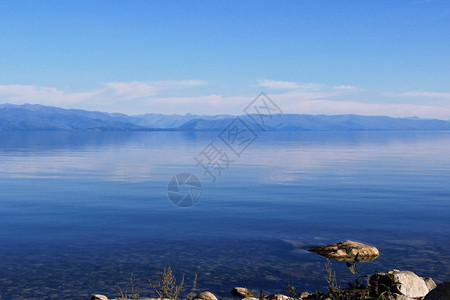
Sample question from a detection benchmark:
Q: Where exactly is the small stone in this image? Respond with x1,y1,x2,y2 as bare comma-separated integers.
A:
90,295,108,300
194,291,218,300
424,282,450,300
232,287,253,298
299,294,318,300
265,294,292,300
299,292,310,299
309,240,379,261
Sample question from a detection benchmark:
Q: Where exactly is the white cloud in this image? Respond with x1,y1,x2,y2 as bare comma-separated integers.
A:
395,90,450,100
333,85,357,90
101,81,159,100
257,79,299,89
258,79,349,92
272,87,450,119
0,84,98,106
0,80,207,108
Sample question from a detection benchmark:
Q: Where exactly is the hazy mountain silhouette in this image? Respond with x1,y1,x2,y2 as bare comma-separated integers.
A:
1,103,450,131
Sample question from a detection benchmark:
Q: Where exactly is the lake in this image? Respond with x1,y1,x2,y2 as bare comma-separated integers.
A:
0,131,449,299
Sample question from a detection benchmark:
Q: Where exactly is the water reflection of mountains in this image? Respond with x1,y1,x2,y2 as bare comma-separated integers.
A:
1,130,450,155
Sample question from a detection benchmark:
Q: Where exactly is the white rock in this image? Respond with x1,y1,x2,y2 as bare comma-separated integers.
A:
388,270,429,298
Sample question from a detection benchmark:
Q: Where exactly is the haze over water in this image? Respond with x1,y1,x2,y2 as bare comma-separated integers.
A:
0,131,449,299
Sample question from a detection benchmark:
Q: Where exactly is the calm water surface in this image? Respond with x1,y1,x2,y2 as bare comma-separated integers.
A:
0,131,449,299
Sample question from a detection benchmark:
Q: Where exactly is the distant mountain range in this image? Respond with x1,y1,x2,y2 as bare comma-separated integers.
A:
1,103,450,131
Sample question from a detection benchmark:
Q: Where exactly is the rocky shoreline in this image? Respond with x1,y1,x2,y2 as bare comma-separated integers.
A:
90,278,450,300
90,241,449,300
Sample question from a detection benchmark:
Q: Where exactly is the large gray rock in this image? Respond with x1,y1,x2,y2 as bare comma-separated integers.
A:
232,287,253,298
388,270,429,298
424,282,450,300
90,295,108,300
309,240,379,261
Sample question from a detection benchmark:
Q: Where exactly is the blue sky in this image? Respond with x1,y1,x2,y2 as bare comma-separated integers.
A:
1,0,450,118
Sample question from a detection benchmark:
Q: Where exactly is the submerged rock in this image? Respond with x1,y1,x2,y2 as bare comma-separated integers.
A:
424,282,450,300
232,287,254,298
309,240,379,261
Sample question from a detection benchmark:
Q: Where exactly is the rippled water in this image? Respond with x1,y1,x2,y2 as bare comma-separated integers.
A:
0,131,449,299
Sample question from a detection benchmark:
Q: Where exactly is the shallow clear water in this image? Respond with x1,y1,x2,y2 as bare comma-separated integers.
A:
0,131,449,299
